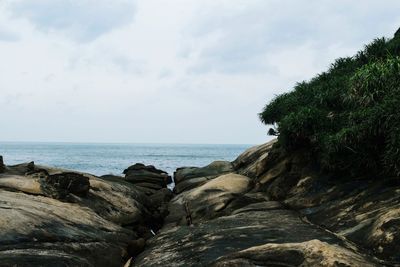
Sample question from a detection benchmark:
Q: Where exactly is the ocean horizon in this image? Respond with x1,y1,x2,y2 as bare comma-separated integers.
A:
0,142,254,176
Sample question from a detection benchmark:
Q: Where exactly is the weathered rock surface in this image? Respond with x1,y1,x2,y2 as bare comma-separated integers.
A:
173,161,234,194
245,144,400,265
123,163,172,192
40,172,90,199
211,240,376,267
134,205,378,266
232,140,276,178
133,139,397,267
0,189,133,267
2,138,399,266
165,173,253,225
0,158,172,267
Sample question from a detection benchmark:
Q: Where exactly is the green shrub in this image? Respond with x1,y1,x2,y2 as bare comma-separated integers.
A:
260,31,400,178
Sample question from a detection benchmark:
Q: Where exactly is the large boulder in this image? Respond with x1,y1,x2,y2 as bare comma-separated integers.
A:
174,161,234,183
0,189,134,267
165,173,254,225
173,161,234,194
123,163,172,191
233,140,400,265
0,161,173,266
232,139,276,178
5,161,36,175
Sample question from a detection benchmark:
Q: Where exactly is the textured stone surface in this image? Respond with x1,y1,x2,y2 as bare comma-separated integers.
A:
211,240,377,267
133,140,395,266
123,163,172,191
0,189,133,267
174,161,233,184
2,140,399,266
134,208,377,266
0,161,171,267
40,172,90,199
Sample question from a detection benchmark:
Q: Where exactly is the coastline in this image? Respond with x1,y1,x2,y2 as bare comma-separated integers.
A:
0,140,398,266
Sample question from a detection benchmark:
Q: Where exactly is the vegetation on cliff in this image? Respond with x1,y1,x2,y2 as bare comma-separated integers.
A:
260,29,400,178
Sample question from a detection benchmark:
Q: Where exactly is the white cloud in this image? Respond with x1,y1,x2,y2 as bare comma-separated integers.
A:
7,0,136,42
180,0,400,74
0,0,399,144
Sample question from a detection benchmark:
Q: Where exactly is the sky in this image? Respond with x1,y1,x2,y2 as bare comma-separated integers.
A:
0,0,399,144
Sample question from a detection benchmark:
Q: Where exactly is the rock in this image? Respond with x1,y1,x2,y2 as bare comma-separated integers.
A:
173,176,209,194
87,175,154,225
165,173,253,225
0,174,43,195
134,209,378,266
297,179,400,264
124,163,166,175
230,201,283,215
232,139,276,178
123,163,171,188
0,162,171,266
211,240,377,267
0,189,134,267
131,182,163,191
0,166,157,229
135,140,393,266
188,173,251,198
2,140,399,266
149,188,174,208
0,156,4,173
6,161,36,175
27,161,35,172
233,140,400,265
39,172,90,199
174,161,233,184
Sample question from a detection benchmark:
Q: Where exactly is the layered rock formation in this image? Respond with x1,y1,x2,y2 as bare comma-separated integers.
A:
0,160,172,267
133,140,398,267
1,139,399,266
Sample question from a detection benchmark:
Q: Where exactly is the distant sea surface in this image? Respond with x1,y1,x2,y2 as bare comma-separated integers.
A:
0,143,253,176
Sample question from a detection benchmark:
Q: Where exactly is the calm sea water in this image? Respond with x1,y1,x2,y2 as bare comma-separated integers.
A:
0,143,252,176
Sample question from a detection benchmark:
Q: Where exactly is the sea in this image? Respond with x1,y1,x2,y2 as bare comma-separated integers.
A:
0,142,253,176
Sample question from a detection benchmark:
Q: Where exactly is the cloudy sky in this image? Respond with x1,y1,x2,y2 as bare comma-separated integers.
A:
0,0,399,144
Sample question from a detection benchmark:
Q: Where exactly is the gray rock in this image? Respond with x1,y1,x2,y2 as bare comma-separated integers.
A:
134,140,389,266
0,189,133,267
173,176,209,194
124,163,172,188
39,172,90,199
232,139,276,178
211,240,377,267
134,209,378,266
174,161,234,184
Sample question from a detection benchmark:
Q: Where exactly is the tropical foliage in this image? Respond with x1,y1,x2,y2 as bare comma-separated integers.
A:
260,32,400,177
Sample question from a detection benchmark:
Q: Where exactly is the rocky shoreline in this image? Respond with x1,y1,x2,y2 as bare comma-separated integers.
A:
0,140,399,266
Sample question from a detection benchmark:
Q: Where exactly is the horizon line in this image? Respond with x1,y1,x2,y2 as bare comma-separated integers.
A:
0,140,259,146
